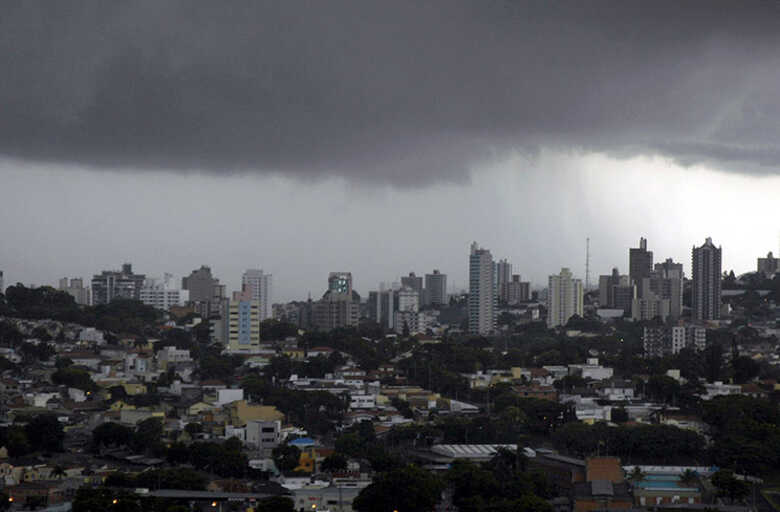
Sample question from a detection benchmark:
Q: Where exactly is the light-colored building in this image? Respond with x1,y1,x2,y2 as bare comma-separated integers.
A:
91,263,145,305
223,299,262,352
242,268,272,320
631,290,670,322
140,274,189,311
547,268,583,328
469,242,496,335
157,346,192,369
58,278,90,305
506,274,530,304
692,238,722,322
424,269,447,307
246,419,282,456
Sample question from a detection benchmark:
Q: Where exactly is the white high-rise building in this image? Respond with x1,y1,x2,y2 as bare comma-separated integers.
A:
140,274,189,311
242,269,273,320
469,242,496,335
547,268,583,328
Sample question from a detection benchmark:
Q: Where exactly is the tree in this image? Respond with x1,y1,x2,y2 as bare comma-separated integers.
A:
272,444,301,472
51,465,66,479
711,470,749,504
254,496,295,512
703,342,724,383
321,453,348,472
92,422,134,450
611,407,629,423
353,464,443,512
679,469,698,487
628,466,646,484
25,414,65,452
732,356,760,384
131,417,163,454
72,488,142,512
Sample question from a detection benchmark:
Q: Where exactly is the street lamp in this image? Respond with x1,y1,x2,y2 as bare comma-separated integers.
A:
112,498,118,505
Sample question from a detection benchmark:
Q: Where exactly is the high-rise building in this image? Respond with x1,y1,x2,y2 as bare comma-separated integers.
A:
140,274,189,311
651,258,684,320
496,259,512,303
58,277,90,305
757,251,778,277
223,299,262,352
643,325,706,358
91,263,145,305
0,270,4,295
242,269,272,320
547,268,583,328
182,266,225,317
506,274,530,304
400,272,423,296
631,290,670,322
469,242,496,335
692,237,722,322
629,238,654,296
597,268,633,310
312,272,359,330
424,270,447,307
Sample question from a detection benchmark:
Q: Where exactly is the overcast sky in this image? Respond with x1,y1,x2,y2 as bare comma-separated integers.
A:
1,1,779,301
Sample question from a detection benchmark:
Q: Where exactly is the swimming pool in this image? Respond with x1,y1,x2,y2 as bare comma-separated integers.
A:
635,474,698,492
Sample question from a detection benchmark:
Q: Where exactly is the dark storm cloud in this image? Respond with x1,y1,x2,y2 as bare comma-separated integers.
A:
2,0,780,184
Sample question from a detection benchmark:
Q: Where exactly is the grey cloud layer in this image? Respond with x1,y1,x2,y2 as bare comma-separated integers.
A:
3,0,780,184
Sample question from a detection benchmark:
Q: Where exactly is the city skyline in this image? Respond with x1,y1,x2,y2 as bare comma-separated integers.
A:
0,2,779,301
1,233,778,303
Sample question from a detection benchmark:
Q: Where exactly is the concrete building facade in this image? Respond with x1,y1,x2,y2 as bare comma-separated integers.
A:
469,242,496,335
547,268,583,328
242,269,272,320
692,238,722,322
91,263,145,305
424,269,447,307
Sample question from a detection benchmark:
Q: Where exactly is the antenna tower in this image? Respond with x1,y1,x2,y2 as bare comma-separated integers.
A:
585,237,591,291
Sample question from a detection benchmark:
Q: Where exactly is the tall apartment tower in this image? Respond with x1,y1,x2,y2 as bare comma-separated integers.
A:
242,269,273,320
312,272,359,330
692,237,722,322
182,266,226,317
506,275,530,304
400,272,423,296
58,277,90,305
0,270,4,295
653,258,684,320
629,238,654,296
496,259,512,303
424,270,447,307
547,268,584,328
91,263,146,305
468,242,496,335
223,299,262,352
